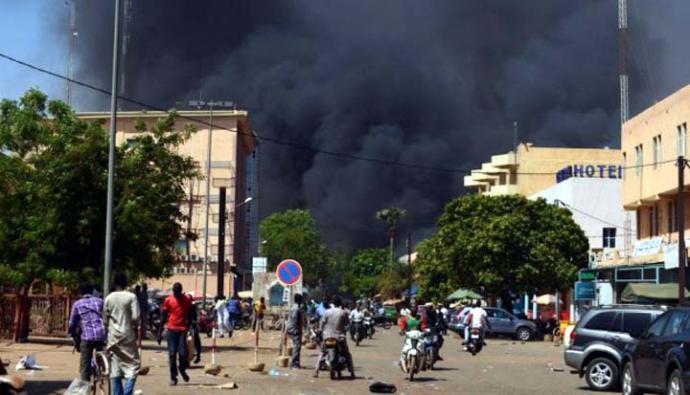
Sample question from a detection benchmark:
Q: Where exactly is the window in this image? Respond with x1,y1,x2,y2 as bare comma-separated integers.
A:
636,209,641,239
493,310,510,320
603,228,617,248
585,311,617,330
623,152,627,179
647,312,670,338
623,313,653,338
610,313,623,332
648,207,655,237
678,122,688,157
668,200,678,233
653,135,662,167
655,204,660,236
635,144,644,176
662,311,689,336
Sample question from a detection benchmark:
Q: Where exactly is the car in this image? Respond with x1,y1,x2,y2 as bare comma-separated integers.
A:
564,304,665,392
621,307,690,395
484,307,537,341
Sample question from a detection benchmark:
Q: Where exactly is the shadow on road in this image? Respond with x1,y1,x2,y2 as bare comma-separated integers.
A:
25,379,72,395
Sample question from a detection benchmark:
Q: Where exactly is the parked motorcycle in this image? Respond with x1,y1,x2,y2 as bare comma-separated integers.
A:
423,329,439,370
467,327,484,356
350,320,365,346
324,336,350,380
363,316,375,339
399,330,424,382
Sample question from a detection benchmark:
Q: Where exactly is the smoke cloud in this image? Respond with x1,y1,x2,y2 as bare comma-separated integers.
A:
45,0,690,251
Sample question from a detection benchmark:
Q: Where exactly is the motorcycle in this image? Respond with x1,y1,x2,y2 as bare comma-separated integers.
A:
399,330,424,382
350,320,365,346
422,329,439,370
324,336,350,380
363,317,375,339
0,357,25,395
374,308,392,329
467,327,484,356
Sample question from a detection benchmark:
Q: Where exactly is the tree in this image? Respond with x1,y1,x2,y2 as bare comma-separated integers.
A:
375,207,406,266
0,90,198,339
259,209,328,287
340,248,388,297
415,194,588,302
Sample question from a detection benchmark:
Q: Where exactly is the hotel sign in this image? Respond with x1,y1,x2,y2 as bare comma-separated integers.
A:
556,164,623,183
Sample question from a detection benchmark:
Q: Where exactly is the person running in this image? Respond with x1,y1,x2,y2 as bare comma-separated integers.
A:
104,273,140,395
226,294,242,335
161,283,192,386
214,296,227,337
287,293,306,369
68,282,106,382
252,297,266,332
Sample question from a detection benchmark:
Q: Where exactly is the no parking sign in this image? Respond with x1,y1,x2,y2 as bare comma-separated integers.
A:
276,259,302,287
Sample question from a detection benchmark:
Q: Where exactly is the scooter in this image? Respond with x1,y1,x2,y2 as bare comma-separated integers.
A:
324,336,350,380
467,327,484,356
399,330,424,382
422,328,439,370
363,316,375,339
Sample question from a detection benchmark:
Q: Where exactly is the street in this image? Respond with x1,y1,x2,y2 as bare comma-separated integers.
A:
3,329,606,395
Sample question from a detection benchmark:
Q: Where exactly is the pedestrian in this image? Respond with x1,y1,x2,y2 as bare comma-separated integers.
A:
161,282,192,386
287,293,305,369
252,296,266,332
68,282,106,382
189,300,202,364
104,273,140,395
226,293,242,335
137,283,149,339
214,296,227,337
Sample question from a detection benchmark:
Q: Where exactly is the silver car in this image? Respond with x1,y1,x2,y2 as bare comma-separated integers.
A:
484,307,537,341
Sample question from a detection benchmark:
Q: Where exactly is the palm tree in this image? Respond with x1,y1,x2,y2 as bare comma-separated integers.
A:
375,207,406,267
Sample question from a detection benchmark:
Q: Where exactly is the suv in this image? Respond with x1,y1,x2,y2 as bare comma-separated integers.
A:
565,305,665,392
621,307,690,395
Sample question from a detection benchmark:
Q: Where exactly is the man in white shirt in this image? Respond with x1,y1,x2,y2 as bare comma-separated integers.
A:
463,301,490,346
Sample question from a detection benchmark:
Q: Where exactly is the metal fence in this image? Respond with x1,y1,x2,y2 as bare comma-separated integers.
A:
0,295,16,339
28,296,72,337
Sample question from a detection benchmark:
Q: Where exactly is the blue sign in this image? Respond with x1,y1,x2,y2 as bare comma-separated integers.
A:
556,164,622,183
276,259,302,286
575,281,596,301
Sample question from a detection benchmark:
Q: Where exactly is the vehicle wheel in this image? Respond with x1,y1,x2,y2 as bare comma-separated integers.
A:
408,356,416,382
329,365,336,380
668,369,685,395
622,363,642,395
515,327,532,342
384,321,392,330
584,357,618,391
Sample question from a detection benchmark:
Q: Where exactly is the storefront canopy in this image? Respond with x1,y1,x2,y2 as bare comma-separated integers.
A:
446,288,483,301
621,283,690,303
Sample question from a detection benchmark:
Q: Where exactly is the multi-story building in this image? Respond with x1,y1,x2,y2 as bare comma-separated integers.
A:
78,110,257,296
596,84,690,302
464,143,622,197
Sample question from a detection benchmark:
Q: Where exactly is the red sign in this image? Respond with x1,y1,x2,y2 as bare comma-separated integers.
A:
276,259,302,286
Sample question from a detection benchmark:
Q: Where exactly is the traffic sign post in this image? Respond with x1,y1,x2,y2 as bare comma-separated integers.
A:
275,259,302,361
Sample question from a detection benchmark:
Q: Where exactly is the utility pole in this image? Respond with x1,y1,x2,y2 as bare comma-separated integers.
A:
679,155,687,306
217,187,227,298
619,0,633,264
103,0,121,298
407,232,413,305
66,0,77,106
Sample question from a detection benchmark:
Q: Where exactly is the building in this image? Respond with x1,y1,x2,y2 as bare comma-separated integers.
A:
530,177,636,266
78,110,257,296
464,143,622,197
595,84,690,301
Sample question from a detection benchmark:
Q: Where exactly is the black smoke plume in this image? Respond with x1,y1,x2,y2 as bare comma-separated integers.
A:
46,0,689,251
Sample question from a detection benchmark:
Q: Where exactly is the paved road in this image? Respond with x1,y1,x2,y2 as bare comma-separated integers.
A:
2,328,609,394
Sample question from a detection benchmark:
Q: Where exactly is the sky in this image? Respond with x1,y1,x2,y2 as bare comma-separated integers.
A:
0,1,68,101
2,1,690,253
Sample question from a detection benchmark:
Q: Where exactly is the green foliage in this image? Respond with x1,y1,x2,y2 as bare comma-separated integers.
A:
340,248,388,297
375,207,407,235
378,261,412,299
259,209,328,287
0,89,198,289
416,194,589,302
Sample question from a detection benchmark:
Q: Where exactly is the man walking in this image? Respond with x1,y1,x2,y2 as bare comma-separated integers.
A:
104,273,140,395
68,282,106,382
287,293,305,369
161,282,192,386
137,283,149,338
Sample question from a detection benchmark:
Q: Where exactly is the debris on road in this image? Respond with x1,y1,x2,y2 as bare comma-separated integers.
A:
204,363,223,376
369,381,396,393
198,381,238,390
14,355,45,371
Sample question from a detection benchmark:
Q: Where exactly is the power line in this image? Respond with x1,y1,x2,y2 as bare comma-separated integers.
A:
555,199,633,232
0,52,676,177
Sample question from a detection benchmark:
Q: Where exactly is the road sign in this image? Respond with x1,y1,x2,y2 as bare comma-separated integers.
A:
276,259,302,287
252,257,267,274
578,269,598,282
575,281,596,301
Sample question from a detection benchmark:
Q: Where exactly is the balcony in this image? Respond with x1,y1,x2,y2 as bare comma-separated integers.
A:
491,152,517,168
485,184,519,196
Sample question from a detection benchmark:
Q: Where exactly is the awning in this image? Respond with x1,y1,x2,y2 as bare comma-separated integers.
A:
446,288,483,301
621,283,690,303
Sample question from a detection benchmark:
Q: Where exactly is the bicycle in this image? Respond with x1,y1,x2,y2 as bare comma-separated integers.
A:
89,351,111,395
